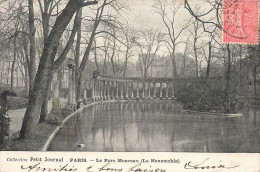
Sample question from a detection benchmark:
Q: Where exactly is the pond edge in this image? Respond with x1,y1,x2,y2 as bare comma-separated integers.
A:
41,100,127,151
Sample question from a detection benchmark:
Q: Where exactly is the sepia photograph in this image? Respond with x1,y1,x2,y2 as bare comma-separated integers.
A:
0,0,259,155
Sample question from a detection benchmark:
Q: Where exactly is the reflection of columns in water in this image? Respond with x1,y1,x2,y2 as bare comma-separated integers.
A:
166,102,169,111
148,103,151,119
120,81,124,99
92,80,95,101
160,82,163,99
166,82,169,99
97,80,100,100
147,82,151,98
136,82,139,98
160,104,163,116
153,83,156,98
171,103,174,111
142,82,145,98
204,140,209,152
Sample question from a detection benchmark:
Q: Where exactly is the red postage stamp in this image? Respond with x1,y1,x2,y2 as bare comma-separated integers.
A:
223,0,258,44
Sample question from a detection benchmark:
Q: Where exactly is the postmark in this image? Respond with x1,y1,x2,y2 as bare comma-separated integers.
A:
223,0,258,44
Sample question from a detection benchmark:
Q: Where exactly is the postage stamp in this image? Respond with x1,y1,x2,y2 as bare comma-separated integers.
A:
223,0,259,44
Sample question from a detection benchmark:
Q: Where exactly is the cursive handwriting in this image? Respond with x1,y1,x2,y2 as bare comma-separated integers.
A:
184,158,240,170
99,163,123,172
128,163,166,172
21,163,77,172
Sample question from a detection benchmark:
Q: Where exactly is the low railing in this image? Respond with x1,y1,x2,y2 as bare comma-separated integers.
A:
91,75,176,101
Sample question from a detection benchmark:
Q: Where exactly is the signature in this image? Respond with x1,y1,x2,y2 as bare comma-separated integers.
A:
21,163,77,172
97,163,166,172
184,158,240,171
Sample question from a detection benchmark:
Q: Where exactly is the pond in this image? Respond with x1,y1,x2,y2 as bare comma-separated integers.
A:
48,101,260,152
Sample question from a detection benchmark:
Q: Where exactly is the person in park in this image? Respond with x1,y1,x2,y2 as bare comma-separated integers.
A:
0,90,16,149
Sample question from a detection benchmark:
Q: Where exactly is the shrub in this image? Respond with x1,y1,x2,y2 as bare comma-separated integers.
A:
7,97,28,110
174,78,245,113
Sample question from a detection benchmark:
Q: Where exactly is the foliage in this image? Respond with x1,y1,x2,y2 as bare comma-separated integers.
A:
175,78,247,113
7,97,28,110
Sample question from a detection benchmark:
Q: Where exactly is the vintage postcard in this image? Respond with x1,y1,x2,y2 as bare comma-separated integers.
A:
0,0,260,171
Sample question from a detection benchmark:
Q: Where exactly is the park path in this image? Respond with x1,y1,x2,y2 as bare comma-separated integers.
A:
8,99,67,136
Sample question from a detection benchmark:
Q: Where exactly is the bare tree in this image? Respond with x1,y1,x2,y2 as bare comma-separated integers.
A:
153,0,191,78
136,29,164,78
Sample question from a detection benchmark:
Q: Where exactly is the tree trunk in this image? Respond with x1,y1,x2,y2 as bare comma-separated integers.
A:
39,73,53,123
206,42,212,79
28,0,36,94
11,37,17,90
123,49,129,77
20,0,83,139
225,44,231,113
75,8,82,102
193,38,199,77
171,53,178,78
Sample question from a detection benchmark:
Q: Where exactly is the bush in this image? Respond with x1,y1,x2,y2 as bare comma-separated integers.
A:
175,78,245,113
7,97,28,110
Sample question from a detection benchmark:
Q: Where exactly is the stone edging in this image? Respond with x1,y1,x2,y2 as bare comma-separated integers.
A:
41,100,127,151
180,109,243,117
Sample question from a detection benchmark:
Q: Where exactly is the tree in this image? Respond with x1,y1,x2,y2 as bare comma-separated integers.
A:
20,0,99,139
136,29,164,78
153,0,191,78
28,0,36,93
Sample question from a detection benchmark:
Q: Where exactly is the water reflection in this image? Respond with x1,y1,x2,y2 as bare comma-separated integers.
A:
48,102,260,152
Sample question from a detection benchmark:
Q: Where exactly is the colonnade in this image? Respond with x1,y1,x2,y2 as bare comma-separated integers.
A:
91,76,175,101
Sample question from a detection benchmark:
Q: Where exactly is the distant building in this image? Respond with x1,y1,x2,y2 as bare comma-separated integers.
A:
136,54,196,78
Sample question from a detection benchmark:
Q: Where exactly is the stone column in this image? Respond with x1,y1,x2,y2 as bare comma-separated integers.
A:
171,83,175,99
107,81,111,100
52,73,60,110
131,82,134,99
111,81,114,100
160,82,163,99
116,81,119,99
48,72,62,121
103,80,106,100
67,69,73,105
120,81,124,99
166,82,169,99
153,83,157,98
148,82,151,98
136,82,139,98
83,88,87,105
125,81,129,99
83,89,87,100
71,68,76,104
